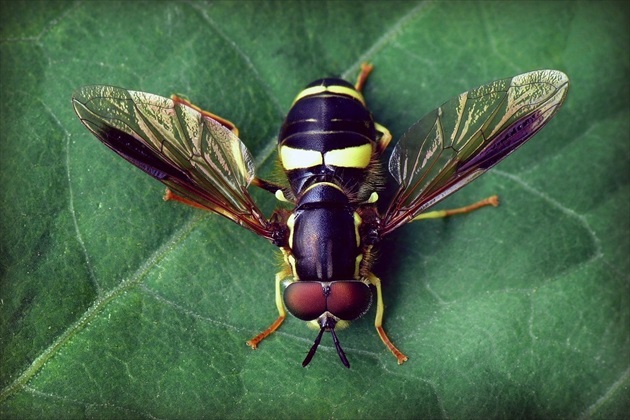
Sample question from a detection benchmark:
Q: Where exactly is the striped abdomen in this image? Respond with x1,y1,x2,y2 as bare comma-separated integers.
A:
278,78,378,200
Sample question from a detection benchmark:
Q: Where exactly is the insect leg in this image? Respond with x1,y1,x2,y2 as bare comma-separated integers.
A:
411,195,499,222
172,95,289,199
162,188,207,209
367,272,408,364
251,177,293,200
171,95,240,136
354,62,374,92
246,264,291,349
354,63,393,156
162,178,290,210
374,122,392,156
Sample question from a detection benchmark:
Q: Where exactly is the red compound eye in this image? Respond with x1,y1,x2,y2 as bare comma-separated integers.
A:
284,282,327,321
327,281,372,320
284,281,372,321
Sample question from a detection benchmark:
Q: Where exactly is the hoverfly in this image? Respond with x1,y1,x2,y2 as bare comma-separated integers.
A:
72,65,569,368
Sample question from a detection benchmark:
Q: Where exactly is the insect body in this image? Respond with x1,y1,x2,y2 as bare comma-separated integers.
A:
72,65,569,368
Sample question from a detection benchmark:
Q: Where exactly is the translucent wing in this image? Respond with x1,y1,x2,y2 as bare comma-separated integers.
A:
72,85,275,240
382,70,569,235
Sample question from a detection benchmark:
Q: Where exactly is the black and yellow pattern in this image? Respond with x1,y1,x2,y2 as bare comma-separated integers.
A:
72,65,569,368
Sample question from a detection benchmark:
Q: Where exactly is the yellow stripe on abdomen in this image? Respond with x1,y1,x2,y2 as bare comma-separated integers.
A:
324,143,373,168
280,143,373,171
292,85,365,106
280,146,323,170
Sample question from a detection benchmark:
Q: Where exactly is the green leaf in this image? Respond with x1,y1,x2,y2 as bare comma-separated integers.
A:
1,1,628,418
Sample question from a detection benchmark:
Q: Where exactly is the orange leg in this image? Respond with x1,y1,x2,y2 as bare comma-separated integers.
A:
251,177,292,199
164,181,285,213
354,62,374,92
367,273,408,364
412,195,499,221
246,266,290,349
374,122,392,156
171,94,240,137
354,63,392,157
162,188,208,209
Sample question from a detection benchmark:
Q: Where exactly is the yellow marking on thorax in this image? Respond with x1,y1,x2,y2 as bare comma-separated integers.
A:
280,247,298,279
275,189,290,202
286,213,296,249
353,212,362,248
354,254,363,279
292,85,366,106
303,182,343,194
287,254,298,279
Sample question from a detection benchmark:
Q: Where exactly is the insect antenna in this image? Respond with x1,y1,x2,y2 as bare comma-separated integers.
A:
302,327,326,367
302,326,351,368
329,328,350,368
